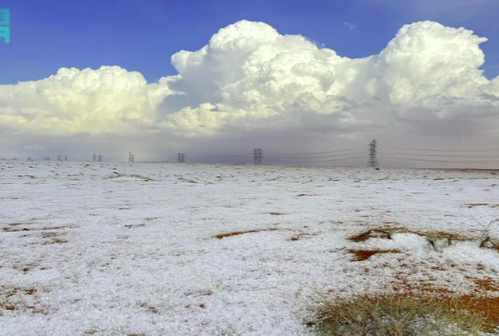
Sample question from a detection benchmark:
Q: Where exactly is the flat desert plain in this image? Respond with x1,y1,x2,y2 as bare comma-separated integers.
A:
1,161,498,335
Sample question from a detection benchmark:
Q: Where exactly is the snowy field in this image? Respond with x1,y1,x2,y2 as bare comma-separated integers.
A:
1,161,499,335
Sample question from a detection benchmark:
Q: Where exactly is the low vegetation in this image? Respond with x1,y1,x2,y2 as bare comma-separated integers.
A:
314,294,497,336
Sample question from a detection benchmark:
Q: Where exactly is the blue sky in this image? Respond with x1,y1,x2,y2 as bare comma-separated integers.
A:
0,0,498,84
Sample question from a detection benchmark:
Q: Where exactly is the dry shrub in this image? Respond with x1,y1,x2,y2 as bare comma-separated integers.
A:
315,295,493,336
348,249,401,261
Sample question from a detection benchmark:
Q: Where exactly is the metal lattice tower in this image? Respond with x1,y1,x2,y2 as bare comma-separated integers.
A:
177,153,185,163
367,139,378,168
128,152,135,163
253,148,262,165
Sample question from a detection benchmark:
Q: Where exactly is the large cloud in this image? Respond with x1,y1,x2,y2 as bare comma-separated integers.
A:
0,20,498,158
0,66,171,135
163,20,499,132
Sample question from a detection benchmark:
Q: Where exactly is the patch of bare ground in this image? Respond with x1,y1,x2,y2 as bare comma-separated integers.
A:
0,286,45,316
107,173,156,181
124,224,146,229
466,202,491,208
41,231,59,238
3,225,70,233
348,227,472,243
139,303,159,314
42,238,68,245
268,212,284,216
348,249,401,261
474,278,499,291
213,228,280,239
347,226,493,253
289,233,317,241
339,232,499,332
348,228,394,242
386,264,499,331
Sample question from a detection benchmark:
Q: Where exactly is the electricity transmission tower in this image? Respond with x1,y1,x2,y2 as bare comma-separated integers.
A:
367,139,378,168
128,152,135,163
253,148,262,165
177,153,185,163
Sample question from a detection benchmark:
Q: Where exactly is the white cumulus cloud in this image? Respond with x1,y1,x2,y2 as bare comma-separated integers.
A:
161,20,498,134
0,20,498,158
0,66,171,135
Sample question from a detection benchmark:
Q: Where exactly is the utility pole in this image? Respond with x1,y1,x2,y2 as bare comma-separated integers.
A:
177,153,185,163
253,148,262,165
128,152,135,163
367,139,378,168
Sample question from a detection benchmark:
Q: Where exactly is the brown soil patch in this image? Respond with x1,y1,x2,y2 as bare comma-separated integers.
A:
268,212,284,216
348,227,472,244
443,295,499,331
139,303,159,314
214,228,279,239
124,224,146,228
348,228,391,242
3,225,68,233
289,233,316,241
42,238,68,245
41,231,58,238
4,288,37,297
385,269,499,330
467,202,490,208
475,278,499,291
349,249,401,261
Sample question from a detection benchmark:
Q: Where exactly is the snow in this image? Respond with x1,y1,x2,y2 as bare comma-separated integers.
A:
0,161,498,335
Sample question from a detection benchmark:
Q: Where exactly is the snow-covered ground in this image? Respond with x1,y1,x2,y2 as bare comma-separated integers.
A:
1,161,498,335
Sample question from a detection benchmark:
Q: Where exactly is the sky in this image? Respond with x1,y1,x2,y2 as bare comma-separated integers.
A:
0,0,499,167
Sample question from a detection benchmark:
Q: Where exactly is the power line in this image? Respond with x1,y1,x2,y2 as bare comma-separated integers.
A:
265,145,365,156
378,154,499,164
380,143,499,152
379,149,499,159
